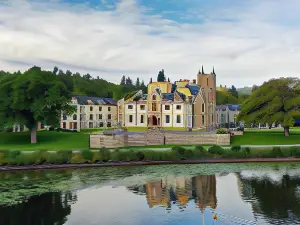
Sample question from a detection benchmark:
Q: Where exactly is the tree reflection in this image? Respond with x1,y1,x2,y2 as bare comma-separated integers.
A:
238,174,300,220
0,191,77,225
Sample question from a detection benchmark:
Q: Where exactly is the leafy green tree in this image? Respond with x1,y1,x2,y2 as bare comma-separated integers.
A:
238,77,300,136
228,85,238,98
0,66,74,143
157,69,166,82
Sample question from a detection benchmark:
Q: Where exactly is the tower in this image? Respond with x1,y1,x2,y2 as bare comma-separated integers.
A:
196,66,217,130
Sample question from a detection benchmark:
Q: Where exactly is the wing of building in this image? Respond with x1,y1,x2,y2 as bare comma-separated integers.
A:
61,95,117,131
118,69,216,129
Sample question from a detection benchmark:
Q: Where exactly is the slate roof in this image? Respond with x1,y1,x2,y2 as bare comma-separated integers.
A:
162,93,174,101
216,105,227,110
228,104,241,111
74,96,117,106
186,84,200,96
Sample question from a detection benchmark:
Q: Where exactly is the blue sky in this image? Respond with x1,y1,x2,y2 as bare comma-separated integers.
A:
1,0,300,87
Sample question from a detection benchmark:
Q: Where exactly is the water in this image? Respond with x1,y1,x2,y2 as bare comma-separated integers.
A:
1,163,300,225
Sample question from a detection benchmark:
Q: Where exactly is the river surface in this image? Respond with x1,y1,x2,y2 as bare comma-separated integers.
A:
1,163,300,225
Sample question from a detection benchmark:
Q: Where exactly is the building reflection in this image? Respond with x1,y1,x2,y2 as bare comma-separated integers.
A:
129,175,217,212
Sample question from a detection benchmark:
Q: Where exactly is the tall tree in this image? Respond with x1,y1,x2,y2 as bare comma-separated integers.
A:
135,77,140,88
238,77,300,136
120,75,126,85
140,80,147,93
0,66,74,143
150,78,152,84
125,77,132,85
157,69,166,82
228,85,238,98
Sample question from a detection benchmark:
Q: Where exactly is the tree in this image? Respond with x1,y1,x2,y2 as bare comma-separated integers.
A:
150,78,152,83
135,77,140,88
140,80,147,93
228,85,238,98
238,77,300,136
0,66,74,143
120,75,126,85
157,69,166,82
125,77,132,85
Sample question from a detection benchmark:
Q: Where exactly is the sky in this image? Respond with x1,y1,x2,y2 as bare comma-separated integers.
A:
1,0,300,87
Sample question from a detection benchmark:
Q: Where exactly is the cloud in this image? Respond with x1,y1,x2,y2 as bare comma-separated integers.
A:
1,0,300,87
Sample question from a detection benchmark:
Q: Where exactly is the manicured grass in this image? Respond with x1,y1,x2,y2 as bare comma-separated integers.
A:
0,131,89,151
231,129,300,145
245,128,300,134
125,127,206,132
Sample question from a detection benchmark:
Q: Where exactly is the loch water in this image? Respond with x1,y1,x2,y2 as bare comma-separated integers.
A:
1,163,300,225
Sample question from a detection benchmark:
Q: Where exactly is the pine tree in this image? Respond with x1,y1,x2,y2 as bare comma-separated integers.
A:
120,75,126,85
125,77,132,85
157,69,166,82
150,78,152,83
140,80,147,93
135,77,140,88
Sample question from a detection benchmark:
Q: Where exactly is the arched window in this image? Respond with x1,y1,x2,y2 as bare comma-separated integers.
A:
73,114,77,120
152,95,156,100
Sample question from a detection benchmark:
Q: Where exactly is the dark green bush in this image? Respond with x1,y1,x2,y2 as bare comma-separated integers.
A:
290,147,300,158
99,148,111,162
171,146,186,155
49,126,55,131
136,151,145,161
195,145,205,151
243,147,251,154
81,150,93,161
216,129,228,134
231,145,241,152
208,145,225,155
272,147,283,157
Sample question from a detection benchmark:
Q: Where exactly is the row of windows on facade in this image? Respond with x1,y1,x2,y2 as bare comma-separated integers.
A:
127,104,205,112
81,106,111,112
62,121,112,129
63,114,112,120
128,115,205,124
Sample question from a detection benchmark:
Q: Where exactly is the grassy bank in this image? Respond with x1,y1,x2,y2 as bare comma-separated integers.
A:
0,131,89,151
231,129,300,145
1,145,300,166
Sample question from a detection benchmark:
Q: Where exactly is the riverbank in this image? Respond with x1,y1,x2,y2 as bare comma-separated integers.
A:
1,157,300,172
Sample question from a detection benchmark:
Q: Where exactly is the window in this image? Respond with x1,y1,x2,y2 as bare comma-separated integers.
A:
176,115,181,123
128,105,133,109
108,107,111,111
129,115,133,123
140,115,144,123
165,105,170,110
107,122,111,127
176,105,181,110
99,114,102,120
99,122,103,127
63,122,66,129
89,122,93,128
207,78,208,86
202,115,205,125
99,106,102,111
152,95,156,100
140,105,145,110
73,122,77,129
62,114,67,120
108,114,111,120
202,104,205,113
90,106,93,111
152,103,157,111
90,114,93,120
165,115,170,123
73,114,77,120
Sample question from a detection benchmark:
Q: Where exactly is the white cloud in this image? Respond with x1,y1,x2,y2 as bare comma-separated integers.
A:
1,0,300,87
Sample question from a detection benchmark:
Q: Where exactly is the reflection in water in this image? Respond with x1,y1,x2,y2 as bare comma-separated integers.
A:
1,164,300,225
0,191,77,225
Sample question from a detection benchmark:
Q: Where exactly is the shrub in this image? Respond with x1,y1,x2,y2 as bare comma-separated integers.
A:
81,150,93,161
222,151,248,159
136,151,145,161
5,127,13,132
57,150,72,163
99,148,111,162
9,150,21,159
272,147,283,157
290,147,300,158
243,147,251,154
195,145,205,151
172,146,186,155
69,153,86,164
216,129,228,134
49,126,55,131
208,145,225,155
231,145,242,152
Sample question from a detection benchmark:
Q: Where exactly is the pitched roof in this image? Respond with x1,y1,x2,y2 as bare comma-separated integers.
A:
228,104,241,111
186,84,200,96
162,93,174,101
74,96,117,106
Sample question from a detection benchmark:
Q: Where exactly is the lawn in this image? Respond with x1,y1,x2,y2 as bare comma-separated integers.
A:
125,127,206,132
231,128,300,145
0,131,89,151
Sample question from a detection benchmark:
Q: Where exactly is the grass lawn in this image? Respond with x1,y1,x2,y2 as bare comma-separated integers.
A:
231,128,300,145
125,127,206,132
0,131,89,151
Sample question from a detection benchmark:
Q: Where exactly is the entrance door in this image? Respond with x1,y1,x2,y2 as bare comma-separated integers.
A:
152,116,158,126
69,122,73,129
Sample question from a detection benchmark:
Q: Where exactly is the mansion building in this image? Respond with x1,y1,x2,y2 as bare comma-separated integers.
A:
118,69,217,129
61,96,117,131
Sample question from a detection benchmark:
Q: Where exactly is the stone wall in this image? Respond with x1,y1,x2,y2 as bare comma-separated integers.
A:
90,130,230,149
